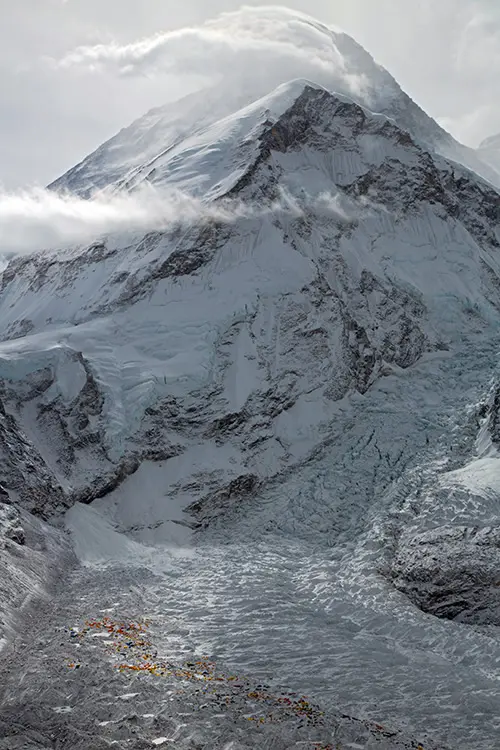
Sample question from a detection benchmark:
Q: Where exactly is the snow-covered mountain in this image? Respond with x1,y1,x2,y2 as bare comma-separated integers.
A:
2,12,500,750
49,14,500,197
478,131,500,174
3,83,500,517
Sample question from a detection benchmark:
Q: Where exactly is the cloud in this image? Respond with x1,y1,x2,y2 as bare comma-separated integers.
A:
51,2,500,148
0,186,215,257
433,0,500,144
0,183,305,259
438,104,500,148
54,5,374,106
0,180,370,261
3,1,500,191
454,5,500,78
56,6,339,74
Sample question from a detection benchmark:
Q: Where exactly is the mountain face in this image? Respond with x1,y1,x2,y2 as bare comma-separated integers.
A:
3,84,500,521
2,21,500,750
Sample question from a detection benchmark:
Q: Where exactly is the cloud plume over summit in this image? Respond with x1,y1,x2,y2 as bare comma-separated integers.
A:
55,6,383,107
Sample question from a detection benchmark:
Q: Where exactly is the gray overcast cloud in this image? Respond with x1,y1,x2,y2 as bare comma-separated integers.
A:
1,0,499,188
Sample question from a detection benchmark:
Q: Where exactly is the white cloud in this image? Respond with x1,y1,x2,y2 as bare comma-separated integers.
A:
0,186,213,257
0,183,305,259
438,104,500,148
454,6,500,78
52,2,500,149
55,6,373,105
57,6,342,74
0,180,369,261
1,1,500,188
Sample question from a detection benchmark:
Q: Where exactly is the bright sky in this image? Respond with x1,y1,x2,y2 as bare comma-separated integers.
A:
2,0,499,188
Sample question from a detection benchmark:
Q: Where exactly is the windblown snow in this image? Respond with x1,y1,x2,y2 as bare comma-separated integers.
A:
1,8,500,750
49,7,500,196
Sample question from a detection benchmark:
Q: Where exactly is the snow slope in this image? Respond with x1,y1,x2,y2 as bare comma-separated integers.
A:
1,57,500,749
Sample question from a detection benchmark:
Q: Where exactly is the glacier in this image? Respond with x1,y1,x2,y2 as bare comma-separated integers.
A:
1,9,500,749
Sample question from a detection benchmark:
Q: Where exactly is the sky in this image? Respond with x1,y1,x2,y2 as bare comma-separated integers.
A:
1,0,500,189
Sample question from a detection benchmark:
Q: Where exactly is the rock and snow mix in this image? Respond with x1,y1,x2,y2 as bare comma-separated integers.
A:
0,499,71,652
1,7,500,749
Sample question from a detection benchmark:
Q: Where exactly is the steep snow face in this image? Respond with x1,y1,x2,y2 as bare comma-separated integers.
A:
96,79,325,199
48,8,500,197
2,85,500,504
478,132,500,174
2,83,500,748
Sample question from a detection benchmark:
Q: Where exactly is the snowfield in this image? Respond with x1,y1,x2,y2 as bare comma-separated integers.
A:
1,8,500,748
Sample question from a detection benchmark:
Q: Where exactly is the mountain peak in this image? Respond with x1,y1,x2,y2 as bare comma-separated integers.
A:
477,131,500,174
48,7,500,197
479,132,500,150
